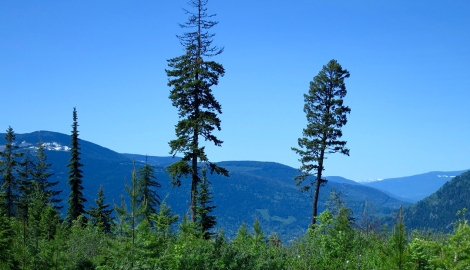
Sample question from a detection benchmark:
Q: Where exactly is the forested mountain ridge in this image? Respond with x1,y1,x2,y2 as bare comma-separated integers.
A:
0,130,411,240
0,130,137,202
402,170,470,231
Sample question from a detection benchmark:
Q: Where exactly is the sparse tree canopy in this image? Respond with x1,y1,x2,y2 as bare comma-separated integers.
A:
166,0,228,222
292,59,351,226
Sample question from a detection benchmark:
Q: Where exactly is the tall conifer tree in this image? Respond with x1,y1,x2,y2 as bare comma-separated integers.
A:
166,0,228,222
0,126,23,217
66,108,87,224
292,60,351,226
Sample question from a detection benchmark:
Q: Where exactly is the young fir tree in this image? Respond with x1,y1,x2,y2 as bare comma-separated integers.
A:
195,166,216,239
0,126,23,217
391,206,407,270
166,0,228,222
16,150,34,220
0,189,16,268
32,141,61,208
115,161,146,243
151,199,179,240
66,108,87,224
137,157,161,221
112,162,147,269
252,218,265,248
88,186,113,233
179,213,199,239
27,182,60,245
114,194,128,238
233,222,249,246
15,152,34,270
292,60,351,226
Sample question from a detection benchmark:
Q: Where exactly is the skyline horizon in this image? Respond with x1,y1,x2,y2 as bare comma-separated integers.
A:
0,128,468,183
2,1,469,182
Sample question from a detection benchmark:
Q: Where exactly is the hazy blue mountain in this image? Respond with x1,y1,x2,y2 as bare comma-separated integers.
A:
325,176,361,185
131,158,410,239
1,131,410,240
363,170,468,202
122,153,181,166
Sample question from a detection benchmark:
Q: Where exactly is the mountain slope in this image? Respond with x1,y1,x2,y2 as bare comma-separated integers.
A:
1,131,410,240
364,170,468,202
130,157,410,238
403,170,470,231
325,176,362,185
0,130,136,204
121,153,181,166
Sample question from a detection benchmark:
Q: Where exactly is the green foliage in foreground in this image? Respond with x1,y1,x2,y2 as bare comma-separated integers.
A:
1,203,470,269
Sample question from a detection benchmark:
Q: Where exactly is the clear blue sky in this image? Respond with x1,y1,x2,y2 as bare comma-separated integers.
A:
1,1,469,182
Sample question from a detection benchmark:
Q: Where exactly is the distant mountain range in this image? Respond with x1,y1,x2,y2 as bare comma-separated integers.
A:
0,130,468,239
363,170,468,202
401,170,470,232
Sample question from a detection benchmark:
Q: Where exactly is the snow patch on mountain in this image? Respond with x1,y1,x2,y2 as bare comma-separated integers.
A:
38,142,71,151
356,178,384,183
0,141,71,152
357,174,456,183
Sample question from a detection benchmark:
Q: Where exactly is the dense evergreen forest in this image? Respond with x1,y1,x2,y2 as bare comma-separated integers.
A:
2,0,470,269
0,118,469,269
1,133,470,269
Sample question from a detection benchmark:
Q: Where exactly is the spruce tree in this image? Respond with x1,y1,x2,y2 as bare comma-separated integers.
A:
16,152,35,269
195,166,216,239
252,218,265,247
32,141,62,208
0,189,15,268
292,60,351,226
17,150,34,220
66,108,87,224
27,182,60,244
151,199,179,239
166,0,228,222
0,126,23,217
88,186,113,233
137,157,161,221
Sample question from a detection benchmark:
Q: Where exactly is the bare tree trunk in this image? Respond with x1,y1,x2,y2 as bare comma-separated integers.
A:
311,158,324,226
312,136,326,226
